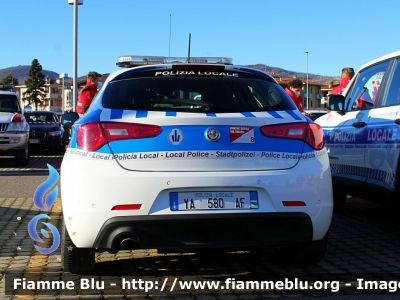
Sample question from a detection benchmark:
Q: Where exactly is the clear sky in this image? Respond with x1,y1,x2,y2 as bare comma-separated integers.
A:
2,0,400,78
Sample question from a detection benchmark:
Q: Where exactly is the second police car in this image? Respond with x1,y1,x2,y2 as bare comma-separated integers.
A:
316,50,400,211
60,56,333,273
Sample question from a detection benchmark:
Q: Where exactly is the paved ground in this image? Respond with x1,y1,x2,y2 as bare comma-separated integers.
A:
0,153,63,198
1,154,400,299
1,197,400,299
0,152,62,175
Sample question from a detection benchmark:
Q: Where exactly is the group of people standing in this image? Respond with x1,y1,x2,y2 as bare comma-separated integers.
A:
284,67,354,116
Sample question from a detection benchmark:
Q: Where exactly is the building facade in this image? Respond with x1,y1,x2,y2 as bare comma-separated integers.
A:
16,77,72,112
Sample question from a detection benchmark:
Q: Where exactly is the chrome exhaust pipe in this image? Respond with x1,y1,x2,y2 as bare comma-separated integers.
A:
120,237,137,250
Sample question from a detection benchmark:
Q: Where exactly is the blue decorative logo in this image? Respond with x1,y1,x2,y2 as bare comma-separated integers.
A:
168,129,184,145
28,164,60,254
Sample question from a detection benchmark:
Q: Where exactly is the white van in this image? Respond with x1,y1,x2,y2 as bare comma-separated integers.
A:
316,50,400,211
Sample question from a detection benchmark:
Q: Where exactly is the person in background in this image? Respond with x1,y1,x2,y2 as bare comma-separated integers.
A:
77,71,102,117
331,67,355,95
284,78,307,115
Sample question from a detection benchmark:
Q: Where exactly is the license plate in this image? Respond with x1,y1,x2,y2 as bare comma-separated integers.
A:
29,139,39,143
170,191,258,211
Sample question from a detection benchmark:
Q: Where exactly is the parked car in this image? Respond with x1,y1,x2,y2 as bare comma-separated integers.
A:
60,55,333,273
60,111,80,149
25,110,64,153
315,49,400,211
0,87,30,165
56,112,63,122
305,109,328,121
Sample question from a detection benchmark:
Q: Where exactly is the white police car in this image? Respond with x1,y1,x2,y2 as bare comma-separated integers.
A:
60,56,333,273
316,50,400,211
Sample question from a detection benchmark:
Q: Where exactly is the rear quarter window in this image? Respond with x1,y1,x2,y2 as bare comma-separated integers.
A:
102,71,296,113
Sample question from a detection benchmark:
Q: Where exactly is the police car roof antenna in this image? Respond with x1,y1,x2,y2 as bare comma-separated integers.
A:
187,33,191,63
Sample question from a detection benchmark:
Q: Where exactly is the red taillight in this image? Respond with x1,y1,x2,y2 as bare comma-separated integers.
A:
306,123,325,151
282,201,306,206
102,122,162,141
112,204,142,210
76,122,162,152
260,122,324,150
77,122,107,151
11,113,24,122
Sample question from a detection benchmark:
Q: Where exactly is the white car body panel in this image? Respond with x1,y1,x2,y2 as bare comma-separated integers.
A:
0,112,15,123
61,151,332,248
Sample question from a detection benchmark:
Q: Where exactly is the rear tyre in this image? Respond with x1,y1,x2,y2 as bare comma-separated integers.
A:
280,233,328,265
14,144,30,166
333,189,347,212
61,222,95,273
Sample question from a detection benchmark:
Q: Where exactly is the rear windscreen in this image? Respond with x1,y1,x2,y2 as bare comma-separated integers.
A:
0,94,20,113
26,113,57,123
102,72,296,113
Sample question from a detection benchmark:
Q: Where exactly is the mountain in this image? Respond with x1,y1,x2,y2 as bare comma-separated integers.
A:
0,65,60,85
0,64,339,85
247,64,339,84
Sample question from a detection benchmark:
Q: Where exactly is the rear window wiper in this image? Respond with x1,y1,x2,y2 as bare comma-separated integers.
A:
139,99,214,111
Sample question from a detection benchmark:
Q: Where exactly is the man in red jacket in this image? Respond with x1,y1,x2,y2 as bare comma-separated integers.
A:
331,67,354,95
284,78,306,114
77,71,102,117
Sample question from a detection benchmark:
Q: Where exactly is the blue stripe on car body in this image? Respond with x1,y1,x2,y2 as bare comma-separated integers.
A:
110,109,124,120
285,110,303,120
105,124,306,153
267,111,283,119
104,109,303,120
241,112,256,118
136,110,148,118
166,111,177,117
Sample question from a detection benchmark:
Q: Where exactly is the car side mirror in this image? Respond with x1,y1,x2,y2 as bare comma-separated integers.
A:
328,94,345,113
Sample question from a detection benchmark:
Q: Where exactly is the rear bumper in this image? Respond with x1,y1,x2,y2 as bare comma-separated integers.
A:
61,150,333,248
93,212,313,250
0,132,29,151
